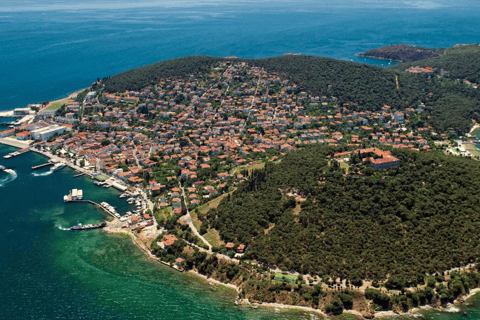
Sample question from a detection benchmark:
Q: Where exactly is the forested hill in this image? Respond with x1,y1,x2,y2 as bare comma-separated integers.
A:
103,56,222,93
394,44,480,82
206,145,480,285
357,44,440,62
247,55,426,109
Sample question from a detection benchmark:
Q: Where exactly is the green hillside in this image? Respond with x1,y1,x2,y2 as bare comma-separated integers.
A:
207,145,480,285
394,44,480,82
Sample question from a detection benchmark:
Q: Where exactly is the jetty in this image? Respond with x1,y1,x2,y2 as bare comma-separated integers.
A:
3,147,29,159
32,161,54,170
64,197,120,219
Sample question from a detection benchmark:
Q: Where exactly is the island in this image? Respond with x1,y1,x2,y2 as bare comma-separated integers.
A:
2,44,480,318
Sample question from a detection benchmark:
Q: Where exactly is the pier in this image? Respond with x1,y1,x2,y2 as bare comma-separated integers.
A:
32,161,53,170
65,199,119,219
3,147,30,159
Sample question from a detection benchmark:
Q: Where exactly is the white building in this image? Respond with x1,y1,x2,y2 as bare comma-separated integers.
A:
14,107,33,116
30,125,66,141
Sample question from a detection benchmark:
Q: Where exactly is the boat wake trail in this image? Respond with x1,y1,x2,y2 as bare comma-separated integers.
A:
0,169,17,187
32,169,54,177
56,225,71,231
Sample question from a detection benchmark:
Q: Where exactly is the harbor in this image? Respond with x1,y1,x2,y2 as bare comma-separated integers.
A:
63,189,121,220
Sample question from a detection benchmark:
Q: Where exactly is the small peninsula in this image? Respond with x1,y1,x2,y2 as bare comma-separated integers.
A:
357,44,441,62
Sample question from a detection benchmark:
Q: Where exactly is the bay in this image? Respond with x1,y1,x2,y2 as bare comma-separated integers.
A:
0,144,312,319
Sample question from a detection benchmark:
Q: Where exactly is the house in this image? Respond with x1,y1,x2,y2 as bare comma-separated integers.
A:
163,234,178,248
226,242,235,250
175,257,185,266
236,244,246,253
16,131,31,140
0,129,15,138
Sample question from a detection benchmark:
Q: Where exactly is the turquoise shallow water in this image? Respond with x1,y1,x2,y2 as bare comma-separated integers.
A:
0,144,315,319
2,138,480,320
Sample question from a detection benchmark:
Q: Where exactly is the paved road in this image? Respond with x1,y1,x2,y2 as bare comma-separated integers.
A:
179,182,212,251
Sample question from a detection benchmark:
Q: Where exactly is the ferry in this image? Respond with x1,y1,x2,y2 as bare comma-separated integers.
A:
70,221,106,231
51,163,66,172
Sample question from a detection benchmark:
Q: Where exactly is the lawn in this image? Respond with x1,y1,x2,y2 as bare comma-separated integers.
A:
339,161,350,171
464,142,480,157
45,100,66,111
274,273,298,283
196,192,230,215
94,174,108,181
191,193,231,247
230,161,265,175
471,127,480,138
154,207,173,222
203,228,224,247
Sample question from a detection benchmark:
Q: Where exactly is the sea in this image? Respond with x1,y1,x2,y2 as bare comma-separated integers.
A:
1,1,480,319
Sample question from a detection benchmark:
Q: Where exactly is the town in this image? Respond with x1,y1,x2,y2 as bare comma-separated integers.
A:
0,60,459,251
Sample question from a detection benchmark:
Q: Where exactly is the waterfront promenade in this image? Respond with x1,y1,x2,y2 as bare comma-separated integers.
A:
0,138,30,149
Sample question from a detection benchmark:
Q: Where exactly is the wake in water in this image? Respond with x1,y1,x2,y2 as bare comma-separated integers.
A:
32,169,54,177
0,169,17,187
56,225,71,231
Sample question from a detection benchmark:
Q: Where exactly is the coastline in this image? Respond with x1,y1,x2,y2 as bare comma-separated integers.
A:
355,53,401,63
238,300,328,317
3,141,480,319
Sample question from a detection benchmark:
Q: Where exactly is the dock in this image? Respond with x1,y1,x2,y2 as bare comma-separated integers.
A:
32,161,53,170
65,198,119,219
3,147,30,159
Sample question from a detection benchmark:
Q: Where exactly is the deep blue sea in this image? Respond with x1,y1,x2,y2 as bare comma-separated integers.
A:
1,0,480,111
2,1,480,319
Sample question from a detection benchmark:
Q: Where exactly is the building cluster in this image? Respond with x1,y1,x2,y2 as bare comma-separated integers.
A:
334,147,400,170
2,61,438,209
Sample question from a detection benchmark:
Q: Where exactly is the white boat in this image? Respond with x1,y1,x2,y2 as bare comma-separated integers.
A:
52,163,66,172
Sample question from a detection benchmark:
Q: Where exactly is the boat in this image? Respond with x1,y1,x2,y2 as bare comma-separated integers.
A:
0,165,5,171
51,163,66,172
119,193,127,198
70,221,106,231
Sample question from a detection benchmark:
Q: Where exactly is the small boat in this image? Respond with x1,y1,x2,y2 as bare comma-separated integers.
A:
0,165,5,171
